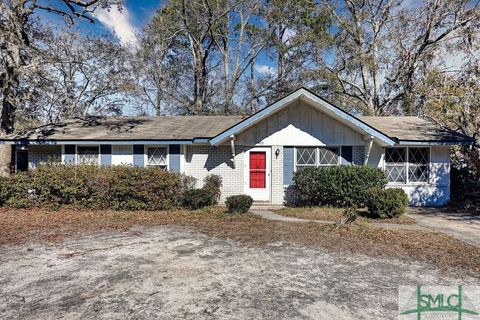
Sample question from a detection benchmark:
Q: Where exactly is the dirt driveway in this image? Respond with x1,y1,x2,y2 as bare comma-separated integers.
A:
0,225,476,320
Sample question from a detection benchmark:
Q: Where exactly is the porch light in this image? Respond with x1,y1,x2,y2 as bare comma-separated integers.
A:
275,148,280,158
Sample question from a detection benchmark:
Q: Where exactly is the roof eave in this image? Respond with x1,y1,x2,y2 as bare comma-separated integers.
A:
396,139,476,146
0,139,196,145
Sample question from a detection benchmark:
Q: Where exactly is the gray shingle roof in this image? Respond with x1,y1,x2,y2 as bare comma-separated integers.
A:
358,116,473,142
3,115,473,143
6,116,244,141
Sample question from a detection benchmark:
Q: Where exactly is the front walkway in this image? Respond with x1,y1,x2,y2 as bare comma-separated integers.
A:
252,210,424,231
253,208,480,247
406,207,480,247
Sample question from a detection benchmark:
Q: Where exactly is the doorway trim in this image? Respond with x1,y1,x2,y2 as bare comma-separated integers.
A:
244,147,271,202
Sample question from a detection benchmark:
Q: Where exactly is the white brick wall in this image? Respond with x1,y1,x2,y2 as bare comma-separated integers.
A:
271,146,284,205
185,145,288,205
28,145,61,169
185,145,245,203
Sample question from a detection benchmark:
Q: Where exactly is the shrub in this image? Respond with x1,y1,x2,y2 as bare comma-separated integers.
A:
181,188,215,210
225,195,253,214
6,197,31,209
0,164,196,210
365,187,409,219
293,166,387,207
202,174,222,204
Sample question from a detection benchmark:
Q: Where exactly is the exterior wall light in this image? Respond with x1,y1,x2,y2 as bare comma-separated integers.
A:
275,148,280,158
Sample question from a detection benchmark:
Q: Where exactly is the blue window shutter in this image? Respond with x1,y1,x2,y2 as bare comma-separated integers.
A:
341,146,353,165
352,146,366,165
100,145,112,166
169,144,181,172
283,147,294,185
64,144,76,165
133,145,144,167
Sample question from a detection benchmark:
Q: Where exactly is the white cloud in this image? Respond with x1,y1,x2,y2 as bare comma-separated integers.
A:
95,6,137,46
254,64,277,76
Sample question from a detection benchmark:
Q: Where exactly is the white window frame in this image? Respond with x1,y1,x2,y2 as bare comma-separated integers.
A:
294,146,341,172
384,146,431,185
144,145,169,170
76,145,100,165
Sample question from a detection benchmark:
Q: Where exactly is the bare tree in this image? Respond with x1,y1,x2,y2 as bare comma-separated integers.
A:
211,0,266,114
148,0,234,115
314,0,480,115
30,29,132,122
0,0,121,175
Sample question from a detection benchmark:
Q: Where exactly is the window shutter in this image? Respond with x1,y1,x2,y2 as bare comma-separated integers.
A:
352,146,366,165
64,144,76,165
283,147,294,185
133,145,144,167
169,144,181,172
341,146,353,165
100,145,112,166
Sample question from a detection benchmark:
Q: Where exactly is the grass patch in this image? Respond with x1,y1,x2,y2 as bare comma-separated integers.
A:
275,207,416,225
0,207,478,278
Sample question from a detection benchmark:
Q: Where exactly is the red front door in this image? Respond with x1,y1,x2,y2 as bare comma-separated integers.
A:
249,151,266,188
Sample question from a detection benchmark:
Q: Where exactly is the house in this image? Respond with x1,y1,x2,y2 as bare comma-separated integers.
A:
1,88,474,206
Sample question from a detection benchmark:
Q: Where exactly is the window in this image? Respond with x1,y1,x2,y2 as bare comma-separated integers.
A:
112,145,133,165
408,148,429,182
296,147,339,171
77,146,99,165
147,146,167,169
296,147,316,170
385,148,407,183
385,147,429,184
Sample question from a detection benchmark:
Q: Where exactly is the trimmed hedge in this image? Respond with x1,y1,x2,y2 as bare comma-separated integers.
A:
225,195,253,214
181,189,215,210
365,187,409,219
0,164,196,210
293,166,387,207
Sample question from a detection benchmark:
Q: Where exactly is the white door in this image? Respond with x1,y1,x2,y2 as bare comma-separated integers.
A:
244,147,271,201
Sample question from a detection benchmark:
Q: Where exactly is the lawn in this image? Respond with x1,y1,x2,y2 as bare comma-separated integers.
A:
274,206,416,224
0,206,479,278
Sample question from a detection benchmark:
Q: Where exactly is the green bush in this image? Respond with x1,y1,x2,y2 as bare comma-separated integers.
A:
181,188,215,210
225,195,253,214
365,187,409,219
0,164,196,210
6,197,31,209
293,166,387,207
202,174,222,204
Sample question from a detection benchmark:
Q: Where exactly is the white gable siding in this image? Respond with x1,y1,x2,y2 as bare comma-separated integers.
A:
235,100,365,146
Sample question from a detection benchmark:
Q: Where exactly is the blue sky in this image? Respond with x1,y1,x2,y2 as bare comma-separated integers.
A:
38,0,277,76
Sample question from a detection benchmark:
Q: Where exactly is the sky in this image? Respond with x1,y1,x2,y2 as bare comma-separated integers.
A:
85,0,157,46
40,0,277,76
37,0,470,80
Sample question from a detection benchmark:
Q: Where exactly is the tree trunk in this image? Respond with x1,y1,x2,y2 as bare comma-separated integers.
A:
0,145,13,177
0,40,22,177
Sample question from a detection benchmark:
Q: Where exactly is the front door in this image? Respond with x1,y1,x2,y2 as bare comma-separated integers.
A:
245,148,271,201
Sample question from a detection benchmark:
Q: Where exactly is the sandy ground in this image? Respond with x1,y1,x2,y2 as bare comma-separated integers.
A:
0,225,476,320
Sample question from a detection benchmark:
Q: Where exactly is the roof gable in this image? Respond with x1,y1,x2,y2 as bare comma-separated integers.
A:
209,88,396,146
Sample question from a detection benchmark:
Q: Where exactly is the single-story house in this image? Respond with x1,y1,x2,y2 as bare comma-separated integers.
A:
1,88,474,206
